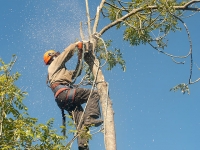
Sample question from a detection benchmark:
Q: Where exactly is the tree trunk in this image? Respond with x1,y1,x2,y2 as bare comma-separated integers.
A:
83,1,116,148
84,45,116,150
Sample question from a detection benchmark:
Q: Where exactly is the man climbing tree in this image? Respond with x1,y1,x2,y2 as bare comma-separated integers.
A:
43,41,103,150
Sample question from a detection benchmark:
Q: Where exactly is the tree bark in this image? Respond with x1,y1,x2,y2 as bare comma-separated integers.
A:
84,52,116,150
84,1,116,149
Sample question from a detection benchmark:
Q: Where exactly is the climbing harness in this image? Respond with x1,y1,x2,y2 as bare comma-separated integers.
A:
51,83,75,99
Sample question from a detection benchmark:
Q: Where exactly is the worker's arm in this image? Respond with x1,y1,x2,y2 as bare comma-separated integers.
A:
48,43,77,75
51,42,79,68
62,43,77,63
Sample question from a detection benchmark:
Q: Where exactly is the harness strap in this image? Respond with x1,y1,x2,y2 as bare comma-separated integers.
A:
51,84,76,102
51,84,69,98
62,88,76,109
66,88,76,101
55,87,68,98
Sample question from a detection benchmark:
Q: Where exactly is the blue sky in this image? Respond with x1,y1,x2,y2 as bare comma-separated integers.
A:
1,1,200,150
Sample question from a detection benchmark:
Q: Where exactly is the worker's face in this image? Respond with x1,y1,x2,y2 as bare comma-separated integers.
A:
48,52,60,65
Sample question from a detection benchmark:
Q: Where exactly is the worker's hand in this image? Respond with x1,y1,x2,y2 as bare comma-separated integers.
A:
76,41,83,59
76,41,83,50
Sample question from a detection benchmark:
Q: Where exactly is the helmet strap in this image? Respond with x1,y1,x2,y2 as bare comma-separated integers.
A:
47,51,60,65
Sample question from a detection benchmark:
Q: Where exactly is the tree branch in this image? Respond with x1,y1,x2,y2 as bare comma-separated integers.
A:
93,0,106,34
171,14,193,84
104,1,128,12
80,22,85,40
85,0,92,39
189,78,200,84
99,1,200,35
174,0,200,10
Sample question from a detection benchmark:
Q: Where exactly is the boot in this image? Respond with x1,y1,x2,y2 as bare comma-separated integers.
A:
78,127,89,150
78,145,89,150
88,113,99,119
84,116,103,127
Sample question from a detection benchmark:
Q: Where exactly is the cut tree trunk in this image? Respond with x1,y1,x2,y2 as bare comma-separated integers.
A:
84,39,116,150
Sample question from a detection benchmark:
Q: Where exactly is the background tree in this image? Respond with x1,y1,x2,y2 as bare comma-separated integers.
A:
81,0,200,150
0,56,70,149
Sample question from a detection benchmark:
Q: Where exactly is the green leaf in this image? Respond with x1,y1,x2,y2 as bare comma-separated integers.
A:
170,83,190,94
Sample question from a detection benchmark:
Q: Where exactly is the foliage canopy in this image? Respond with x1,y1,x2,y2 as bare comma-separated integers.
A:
0,56,69,150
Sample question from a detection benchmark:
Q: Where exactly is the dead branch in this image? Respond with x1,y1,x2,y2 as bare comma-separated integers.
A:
80,22,85,40
93,0,106,34
85,0,92,39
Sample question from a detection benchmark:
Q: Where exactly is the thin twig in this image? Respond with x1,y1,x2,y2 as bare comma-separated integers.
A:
166,0,194,84
9,56,17,73
104,1,128,12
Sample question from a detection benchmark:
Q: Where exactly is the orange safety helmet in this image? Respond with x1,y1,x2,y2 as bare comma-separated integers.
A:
43,50,56,65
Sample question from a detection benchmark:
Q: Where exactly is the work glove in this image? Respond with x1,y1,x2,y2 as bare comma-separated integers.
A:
76,41,84,59
76,40,90,52
76,41,83,50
